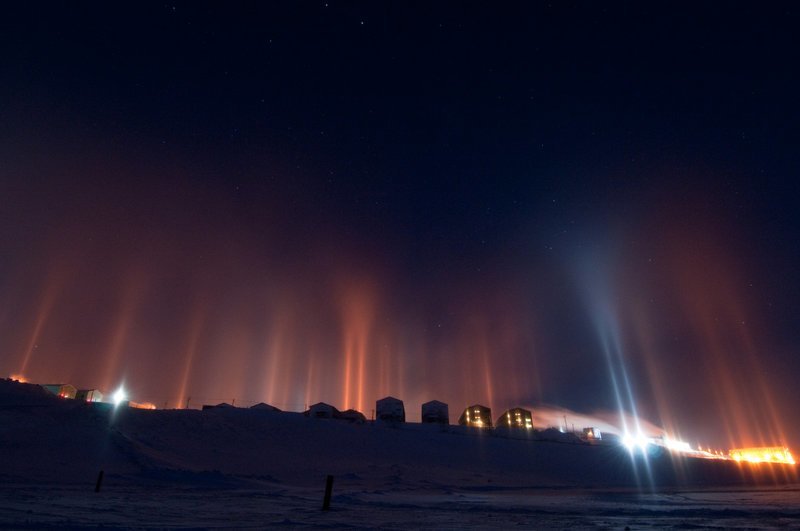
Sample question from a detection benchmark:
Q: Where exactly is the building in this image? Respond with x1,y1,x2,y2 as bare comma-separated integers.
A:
75,389,104,403
458,404,492,427
421,400,449,424
338,408,367,423
41,384,77,399
376,396,405,422
250,402,281,412
497,407,533,429
202,402,235,410
582,427,602,441
305,402,339,419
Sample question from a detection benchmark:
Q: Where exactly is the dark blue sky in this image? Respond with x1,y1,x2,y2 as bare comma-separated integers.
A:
2,2,799,448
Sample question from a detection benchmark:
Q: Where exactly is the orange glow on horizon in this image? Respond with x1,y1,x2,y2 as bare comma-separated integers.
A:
615,211,795,453
129,401,157,410
729,447,796,465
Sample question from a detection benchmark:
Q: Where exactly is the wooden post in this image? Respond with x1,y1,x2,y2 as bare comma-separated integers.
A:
95,470,104,493
322,475,334,510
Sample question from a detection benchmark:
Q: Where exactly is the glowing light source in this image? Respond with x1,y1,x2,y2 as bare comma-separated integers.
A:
9,374,27,383
664,437,692,453
622,431,650,452
112,387,127,406
729,447,796,465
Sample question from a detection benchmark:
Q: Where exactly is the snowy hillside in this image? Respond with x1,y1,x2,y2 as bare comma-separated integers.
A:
2,378,799,528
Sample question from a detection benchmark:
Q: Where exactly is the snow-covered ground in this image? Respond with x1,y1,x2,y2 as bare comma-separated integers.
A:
2,379,798,529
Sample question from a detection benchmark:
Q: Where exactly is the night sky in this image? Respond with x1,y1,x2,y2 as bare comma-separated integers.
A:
2,2,799,449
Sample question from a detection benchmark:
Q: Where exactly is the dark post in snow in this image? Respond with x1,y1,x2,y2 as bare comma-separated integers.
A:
95,470,104,493
322,475,334,511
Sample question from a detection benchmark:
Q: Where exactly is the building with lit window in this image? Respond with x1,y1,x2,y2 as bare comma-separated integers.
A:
75,389,103,403
41,384,77,399
582,427,602,441
458,404,492,427
497,407,533,429
421,400,449,424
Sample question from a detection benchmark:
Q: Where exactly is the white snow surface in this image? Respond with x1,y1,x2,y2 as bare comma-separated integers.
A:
2,379,799,529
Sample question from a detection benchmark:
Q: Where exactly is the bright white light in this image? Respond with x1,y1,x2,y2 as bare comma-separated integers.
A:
622,432,649,452
664,438,692,453
112,387,127,406
622,434,635,450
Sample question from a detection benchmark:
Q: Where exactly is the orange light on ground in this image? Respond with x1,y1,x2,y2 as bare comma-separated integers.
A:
129,401,157,410
9,374,27,383
729,447,796,465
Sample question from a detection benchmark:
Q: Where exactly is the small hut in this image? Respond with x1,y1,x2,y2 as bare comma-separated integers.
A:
305,402,339,419
250,402,281,412
421,400,449,424
41,384,77,399
338,408,367,423
376,396,405,422
458,404,492,427
75,389,104,403
497,407,533,429
202,402,235,410
583,427,602,441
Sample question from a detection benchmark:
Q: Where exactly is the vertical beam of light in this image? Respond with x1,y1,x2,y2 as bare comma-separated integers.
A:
304,351,317,411
481,339,496,415
174,305,206,409
576,249,638,433
262,314,289,407
354,323,367,413
599,318,655,489
729,301,790,450
573,243,655,488
277,332,298,411
393,336,409,409
296,325,321,411
100,274,145,393
453,315,495,412
17,273,63,376
627,305,681,442
342,335,353,410
222,324,254,405
377,340,389,401
661,227,792,451
339,281,375,413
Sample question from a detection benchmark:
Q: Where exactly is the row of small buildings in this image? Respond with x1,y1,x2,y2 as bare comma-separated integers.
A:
39,382,599,438
41,383,103,403
212,396,548,431
302,398,600,439
38,382,156,409
302,398,603,441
